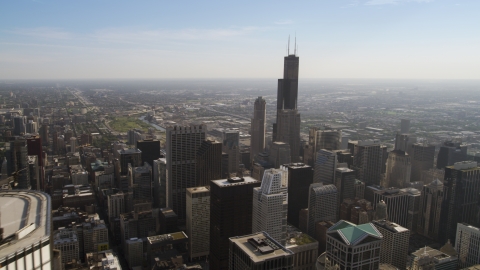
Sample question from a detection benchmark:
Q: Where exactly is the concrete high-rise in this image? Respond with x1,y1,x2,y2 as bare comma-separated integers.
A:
210,176,260,270
196,140,222,187
410,143,435,183
383,150,411,188
335,167,356,207
307,183,337,236
280,163,313,228
437,141,468,169
456,223,480,269
166,125,205,225
129,162,152,201
417,179,443,240
153,158,167,208
118,148,142,175
373,220,410,270
325,220,383,270
252,168,288,245
273,50,301,162
222,129,240,175
269,141,291,168
250,96,266,162
440,161,480,243
350,140,385,186
313,149,337,184
186,186,210,260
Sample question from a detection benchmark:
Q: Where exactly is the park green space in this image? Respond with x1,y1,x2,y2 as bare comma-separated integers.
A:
109,116,151,132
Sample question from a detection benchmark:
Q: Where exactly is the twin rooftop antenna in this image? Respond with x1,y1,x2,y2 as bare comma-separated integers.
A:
286,34,298,56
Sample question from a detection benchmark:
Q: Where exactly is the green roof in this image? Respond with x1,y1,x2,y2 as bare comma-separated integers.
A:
328,220,382,246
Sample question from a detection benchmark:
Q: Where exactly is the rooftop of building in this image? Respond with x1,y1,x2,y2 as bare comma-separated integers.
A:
411,246,457,263
449,161,478,171
85,250,121,270
327,220,382,246
285,226,317,248
372,219,409,233
0,190,51,259
147,231,188,245
336,167,354,173
229,232,293,263
211,176,259,188
117,148,142,155
281,162,311,169
53,228,78,244
186,186,210,194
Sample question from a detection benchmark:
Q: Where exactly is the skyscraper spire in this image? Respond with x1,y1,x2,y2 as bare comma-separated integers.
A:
288,35,290,55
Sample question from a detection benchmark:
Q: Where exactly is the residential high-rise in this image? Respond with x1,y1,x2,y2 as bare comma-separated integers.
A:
307,183,337,236
410,143,435,183
383,150,411,188
437,141,468,169
125,238,143,269
250,96,266,162
222,129,240,175
269,141,291,168
166,125,206,225
0,190,53,269
304,127,342,166
186,186,210,260
373,220,410,270
313,149,337,184
280,163,313,228
350,140,385,186
118,148,142,175
196,140,222,187
417,179,443,240
440,161,480,243
325,220,383,270
229,232,294,270
53,228,80,264
136,139,161,170
210,176,260,270
456,223,480,268
273,51,301,162
153,158,167,208
108,192,125,219
82,217,109,254
335,167,356,207
252,168,288,245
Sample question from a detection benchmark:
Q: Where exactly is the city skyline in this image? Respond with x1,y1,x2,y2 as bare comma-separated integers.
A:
1,0,480,80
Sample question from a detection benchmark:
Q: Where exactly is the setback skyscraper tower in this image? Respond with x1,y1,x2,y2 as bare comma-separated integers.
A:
273,44,301,162
250,96,266,162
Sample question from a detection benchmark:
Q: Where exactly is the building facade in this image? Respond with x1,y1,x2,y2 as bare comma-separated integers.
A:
186,186,210,260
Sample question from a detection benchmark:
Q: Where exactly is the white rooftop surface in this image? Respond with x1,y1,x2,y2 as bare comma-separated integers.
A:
0,190,51,258
211,176,259,187
230,233,292,263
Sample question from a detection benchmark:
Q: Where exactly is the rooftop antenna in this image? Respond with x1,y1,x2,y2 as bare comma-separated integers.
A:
294,32,297,55
288,35,290,55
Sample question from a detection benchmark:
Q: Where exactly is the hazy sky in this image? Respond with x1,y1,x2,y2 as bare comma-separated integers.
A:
1,0,479,80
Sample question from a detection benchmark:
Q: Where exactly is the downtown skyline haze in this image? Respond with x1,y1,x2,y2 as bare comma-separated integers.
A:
1,0,479,80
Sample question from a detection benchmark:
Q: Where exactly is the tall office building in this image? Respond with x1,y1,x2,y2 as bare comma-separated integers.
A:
373,220,410,270
313,149,337,184
437,141,468,169
440,161,480,243
229,232,294,270
196,140,222,187
166,125,205,225
401,119,411,134
395,133,417,154
153,158,167,208
186,186,210,260
383,150,411,188
350,140,385,186
118,148,142,175
252,168,288,245
5,138,30,189
335,167,356,207
417,179,443,240
0,190,53,269
304,127,342,166
280,163,313,228
130,162,152,201
307,183,337,236
125,238,143,269
456,223,480,269
210,176,260,270
250,96,266,162
410,143,435,183
222,129,240,175
136,139,161,170
269,141,291,168
13,116,26,135
70,137,77,153
325,220,383,270
273,50,301,162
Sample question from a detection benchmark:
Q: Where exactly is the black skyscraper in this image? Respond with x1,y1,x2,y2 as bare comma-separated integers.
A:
196,140,222,187
281,163,313,228
136,139,161,169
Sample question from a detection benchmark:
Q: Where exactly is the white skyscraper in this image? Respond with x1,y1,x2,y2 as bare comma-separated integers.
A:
252,168,288,245
456,223,480,268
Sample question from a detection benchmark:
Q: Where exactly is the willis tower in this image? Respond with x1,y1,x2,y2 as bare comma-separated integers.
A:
273,38,301,162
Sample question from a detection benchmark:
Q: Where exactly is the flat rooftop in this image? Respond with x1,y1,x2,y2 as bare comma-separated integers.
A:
211,176,259,188
186,186,210,194
229,232,293,263
0,190,51,259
